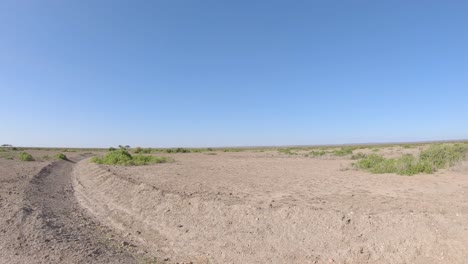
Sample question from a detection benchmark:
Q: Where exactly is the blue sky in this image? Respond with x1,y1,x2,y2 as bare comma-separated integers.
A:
1,1,467,148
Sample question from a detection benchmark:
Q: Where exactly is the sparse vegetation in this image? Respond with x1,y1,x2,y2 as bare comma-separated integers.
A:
55,153,68,160
133,147,153,154
351,153,367,160
91,149,172,166
0,152,14,160
419,144,468,168
19,152,34,161
223,148,244,152
354,144,468,175
163,148,191,153
310,150,327,157
332,147,356,156
278,148,297,155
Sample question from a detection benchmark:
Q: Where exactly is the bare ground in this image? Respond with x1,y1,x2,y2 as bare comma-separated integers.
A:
74,150,468,263
0,152,151,264
1,148,468,263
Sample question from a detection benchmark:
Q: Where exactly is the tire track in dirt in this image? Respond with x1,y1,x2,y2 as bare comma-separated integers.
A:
9,155,145,264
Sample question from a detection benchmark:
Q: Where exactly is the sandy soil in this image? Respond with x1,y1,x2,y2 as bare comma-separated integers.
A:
1,147,467,263
0,150,151,264
72,149,468,263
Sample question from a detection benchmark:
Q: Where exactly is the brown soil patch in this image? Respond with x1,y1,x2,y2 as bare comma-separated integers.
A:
73,150,468,263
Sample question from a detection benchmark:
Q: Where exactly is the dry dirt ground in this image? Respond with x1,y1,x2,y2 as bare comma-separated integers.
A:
0,150,150,264
1,147,468,263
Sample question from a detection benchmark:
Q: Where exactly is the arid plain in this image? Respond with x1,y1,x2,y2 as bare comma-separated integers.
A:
1,144,467,263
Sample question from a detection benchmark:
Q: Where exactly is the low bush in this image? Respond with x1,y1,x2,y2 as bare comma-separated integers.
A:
19,152,34,161
310,150,327,157
133,147,143,153
419,144,468,168
223,148,243,152
333,147,356,156
278,148,297,155
354,144,468,175
55,153,68,160
91,149,172,166
165,148,191,153
351,153,367,160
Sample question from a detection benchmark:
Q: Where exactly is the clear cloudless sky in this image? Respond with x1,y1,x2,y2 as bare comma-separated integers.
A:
1,0,467,148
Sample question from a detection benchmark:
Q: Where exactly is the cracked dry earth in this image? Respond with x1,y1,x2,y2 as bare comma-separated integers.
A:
1,149,468,263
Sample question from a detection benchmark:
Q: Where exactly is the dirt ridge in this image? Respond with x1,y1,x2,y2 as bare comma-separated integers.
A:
2,155,142,264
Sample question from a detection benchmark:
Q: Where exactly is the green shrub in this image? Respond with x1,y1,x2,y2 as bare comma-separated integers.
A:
133,147,143,154
419,144,467,168
19,152,34,161
133,147,153,154
176,148,190,153
333,147,356,156
354,154,418,175
354,144,468,175
351,153,367,160
91,149,133,165
141,148,153,154
223,148,242,152
164,148,191,153
91,149,172,166
55,153,68,160
11,147,18,151
132,154,172,165
108,147,116,151
278,148,297,155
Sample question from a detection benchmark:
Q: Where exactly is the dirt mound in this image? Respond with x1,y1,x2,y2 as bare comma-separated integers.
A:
0,155,143,263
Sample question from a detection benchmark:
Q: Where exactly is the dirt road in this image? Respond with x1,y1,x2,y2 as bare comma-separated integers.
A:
0,154,148,264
